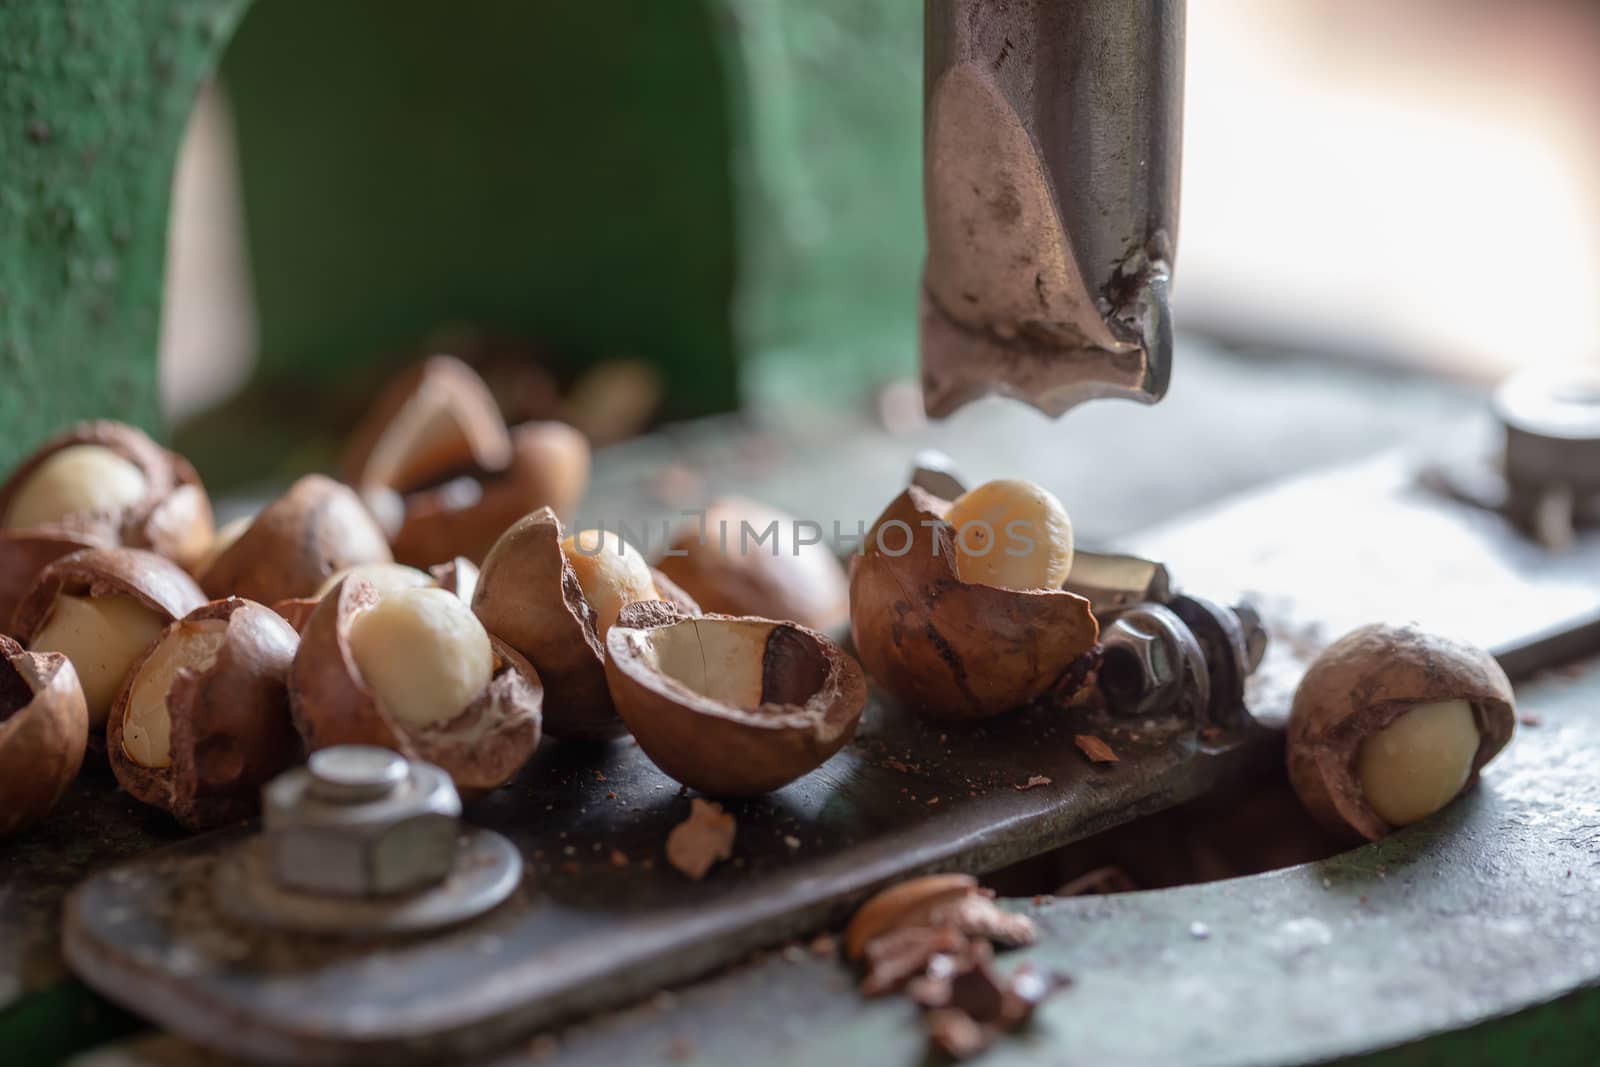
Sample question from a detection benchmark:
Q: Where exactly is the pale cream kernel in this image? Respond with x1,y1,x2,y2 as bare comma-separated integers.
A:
4,445,147,530
561,528,658,638
1357,698,1480,826
347,587,494,729
944,479,1074,591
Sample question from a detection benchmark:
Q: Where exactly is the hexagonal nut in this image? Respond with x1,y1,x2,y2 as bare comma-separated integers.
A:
262,758,462,897
1098,603,1210,719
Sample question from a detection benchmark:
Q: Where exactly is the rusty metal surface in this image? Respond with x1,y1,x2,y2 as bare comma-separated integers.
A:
61,685,1276,1065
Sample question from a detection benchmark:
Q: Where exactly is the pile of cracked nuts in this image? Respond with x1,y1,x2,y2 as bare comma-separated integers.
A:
0,363,1517,856
0,355,875,839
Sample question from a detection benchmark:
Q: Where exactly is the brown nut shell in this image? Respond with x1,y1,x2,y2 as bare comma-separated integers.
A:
473,508,696,741
291,577,542,792
0,421,214,588
1287,623,1516,842
12,546,208,641
341,355,513,493
0,529,111,637
107,599,301,830
656,497,850,633
605,609,867,796
390,420,591,566
844,874,980,959
0,636,88,836
199,475,392,604
848,486,1098,720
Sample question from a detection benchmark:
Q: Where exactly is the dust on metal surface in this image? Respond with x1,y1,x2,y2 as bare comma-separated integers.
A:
62,688,1276,1065
471,659,1600,1067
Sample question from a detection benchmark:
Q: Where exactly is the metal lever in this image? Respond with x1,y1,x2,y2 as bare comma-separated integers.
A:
921,0,1184,417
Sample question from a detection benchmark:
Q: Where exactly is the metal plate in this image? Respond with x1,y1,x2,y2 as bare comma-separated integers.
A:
62,696,1276,1065
458,660,1600,1067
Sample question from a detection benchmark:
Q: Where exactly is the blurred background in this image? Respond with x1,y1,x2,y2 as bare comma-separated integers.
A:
155,0,1600,517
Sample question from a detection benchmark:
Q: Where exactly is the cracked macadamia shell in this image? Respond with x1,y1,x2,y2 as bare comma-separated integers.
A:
107,599,301,830
199,474,392,604
11,547,208,745
473,508,697,741
848,486,1099,720
0,422,214,621
1287,623,1516,841
0,636,88,837
389,420,591,567
291,576,542,792
655,497,850,633
341,355,514,494
605,610,866,796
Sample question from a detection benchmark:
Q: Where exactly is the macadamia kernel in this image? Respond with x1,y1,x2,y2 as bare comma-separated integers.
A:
30,594,167,727
347,587,492,729
1356,698,1480,826
944,479,1074,591
315,562,434,600
122,623,228,768
561,529,658,638
3,445,148,530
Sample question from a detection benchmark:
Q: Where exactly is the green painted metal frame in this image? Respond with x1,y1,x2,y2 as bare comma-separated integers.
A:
1,0,927,482
0,0,252,471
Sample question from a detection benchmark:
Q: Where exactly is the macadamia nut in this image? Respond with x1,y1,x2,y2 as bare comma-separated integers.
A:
347,587,493,729
121,622,228,768
3,445,148,531
562,529,658,638
315,562,434,600
1356,699,1480,826
194,515,251,577
30,594,166,727
944,479,1073,591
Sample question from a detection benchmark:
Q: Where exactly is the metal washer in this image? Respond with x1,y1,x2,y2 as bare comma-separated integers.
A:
213,828,523,938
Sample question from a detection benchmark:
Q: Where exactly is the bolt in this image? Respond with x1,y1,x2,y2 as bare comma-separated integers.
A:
1232,602,1268,673
306,745,408,804
263,746,462,898
1098,603,1209,720
909,449,968,501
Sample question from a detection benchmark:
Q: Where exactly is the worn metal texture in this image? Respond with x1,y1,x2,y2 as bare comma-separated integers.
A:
0,0,248,473
62,659,1600,1067
456,659,1600,1067
921,0,1183,416
1128,446,1600,699
62,689,1277,1065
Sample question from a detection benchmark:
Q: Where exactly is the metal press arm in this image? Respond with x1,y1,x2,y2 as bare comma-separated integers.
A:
921,0,1184,417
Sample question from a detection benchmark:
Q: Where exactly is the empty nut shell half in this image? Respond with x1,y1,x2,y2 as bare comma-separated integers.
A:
1287,623,1516,841
199,475,392,604
107,599,300,830
605,609,867,796
389,420,591,566
291,577,543,792
0,636,88,837
473,508,697,741
655,496,850,633
341,354,514,494
848,486,1099,720
0,421,214,616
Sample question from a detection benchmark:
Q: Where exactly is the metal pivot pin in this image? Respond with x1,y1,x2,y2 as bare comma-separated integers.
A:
213,745,522,937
